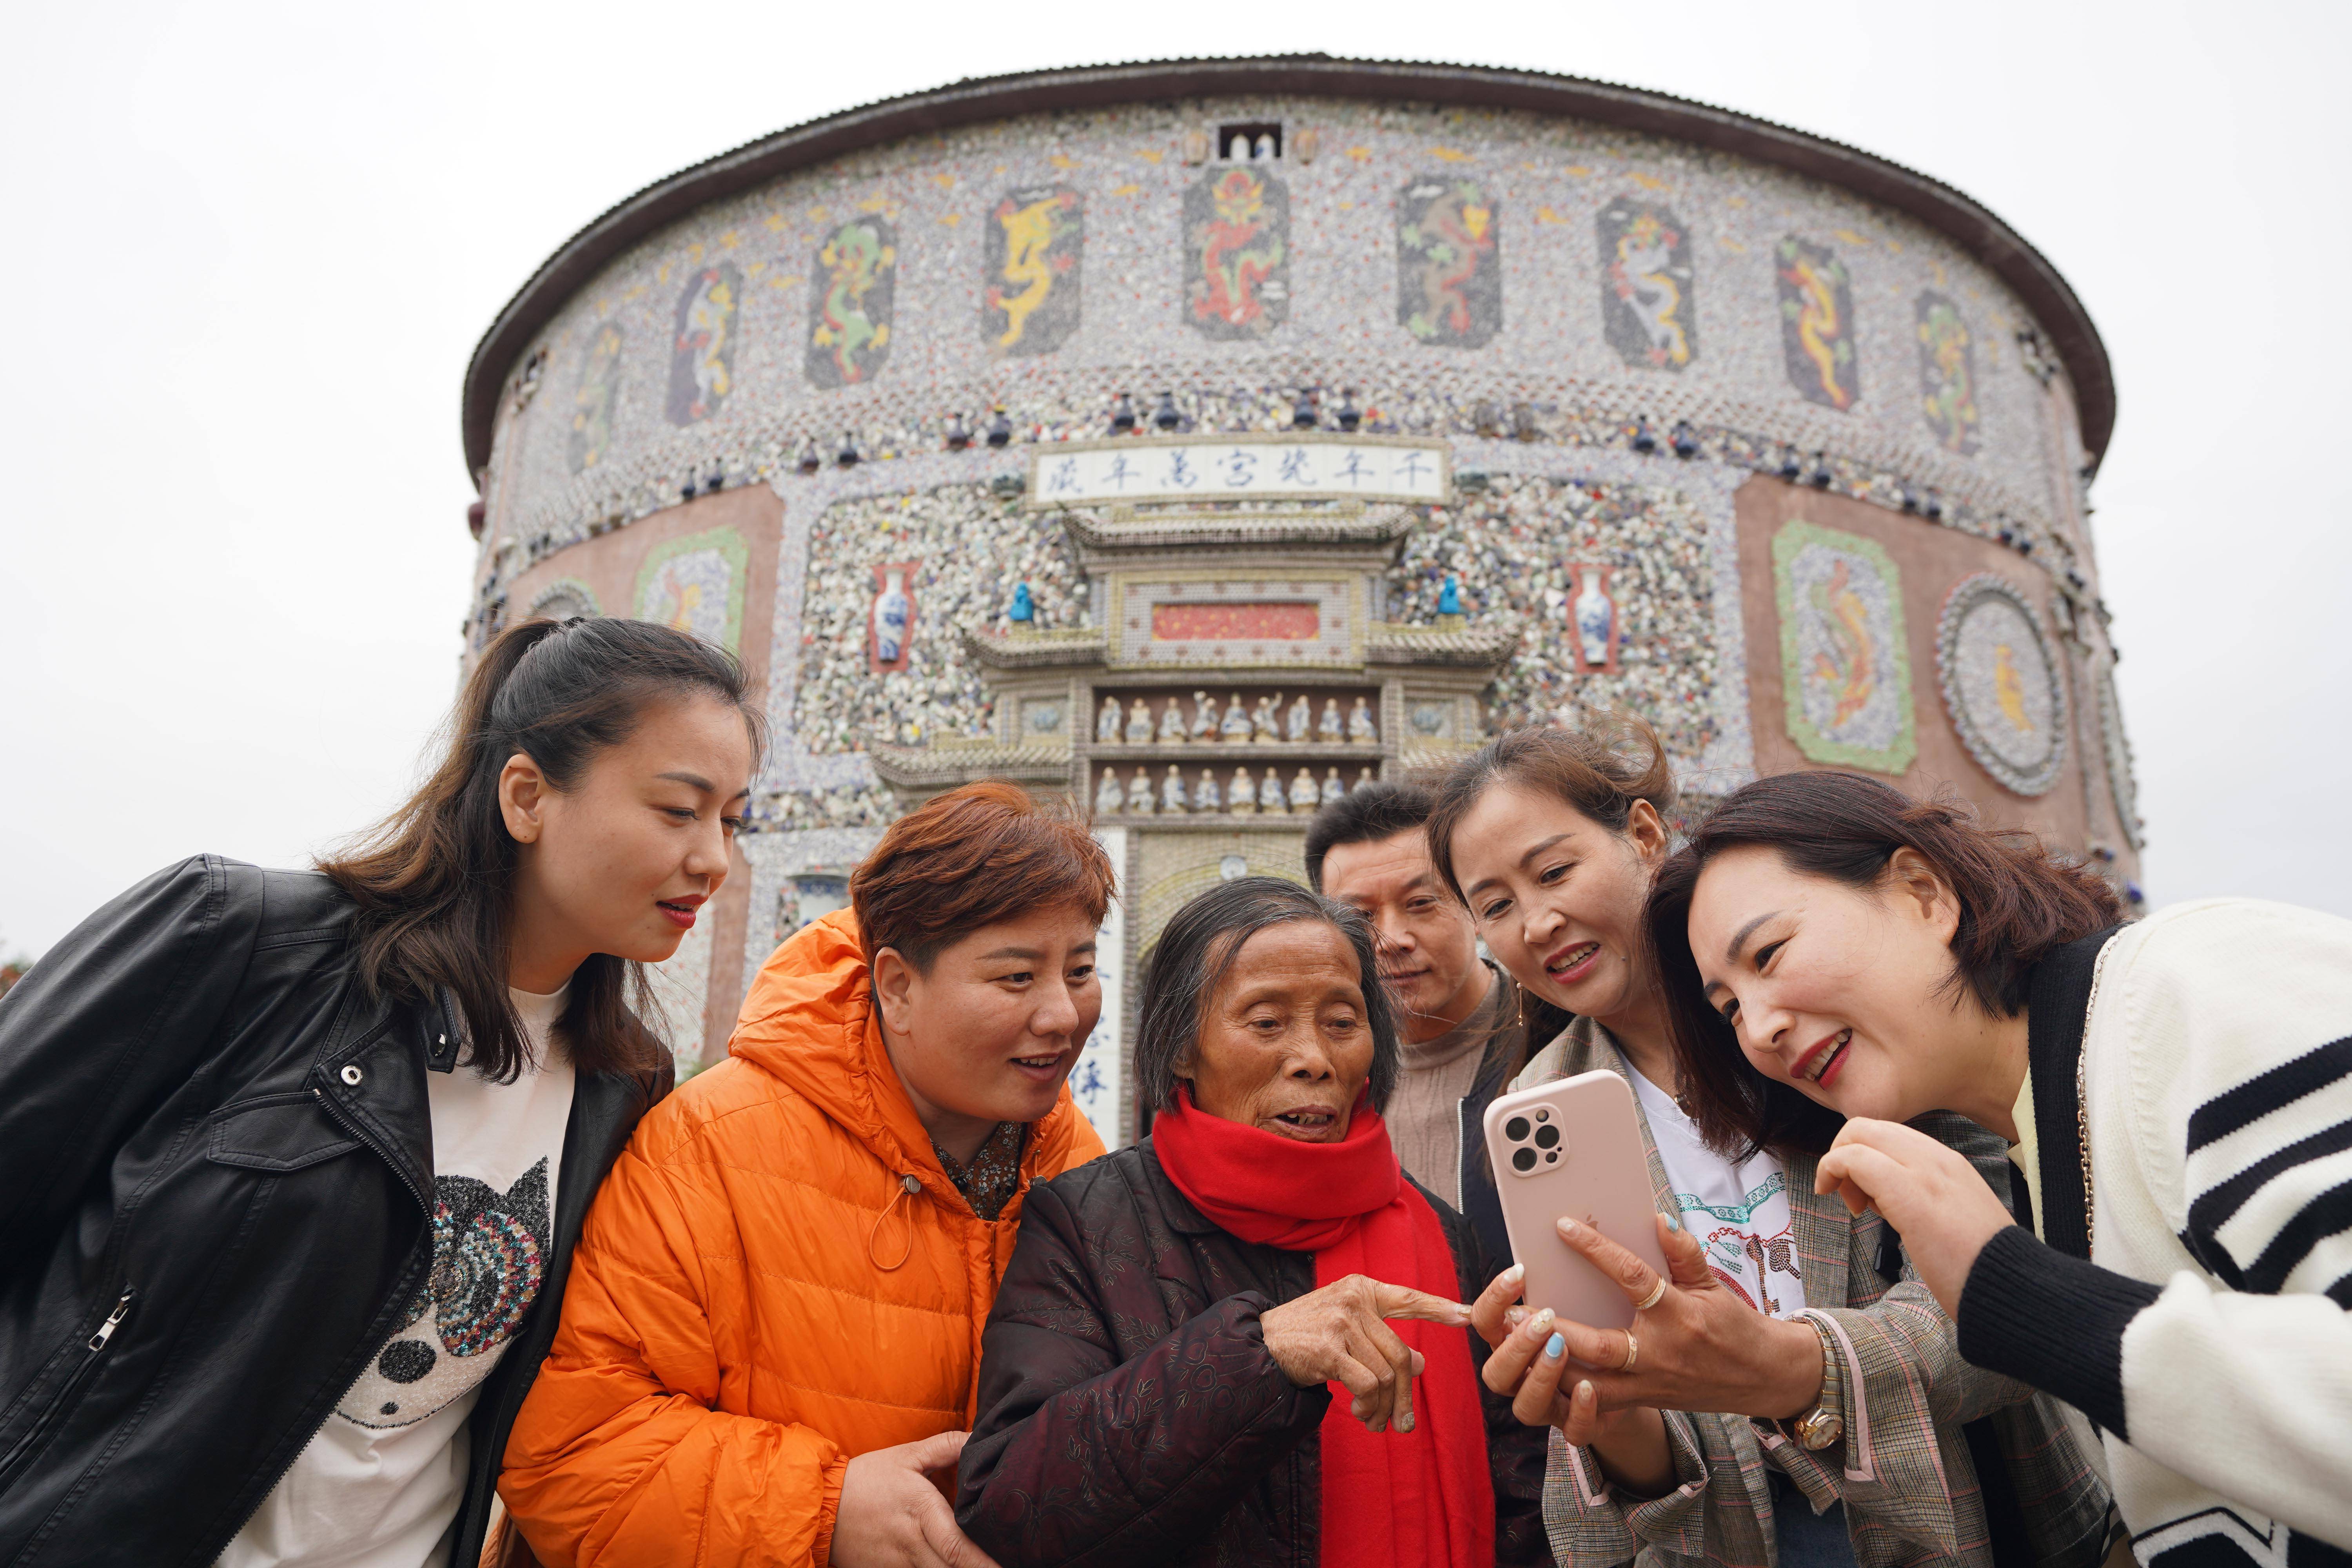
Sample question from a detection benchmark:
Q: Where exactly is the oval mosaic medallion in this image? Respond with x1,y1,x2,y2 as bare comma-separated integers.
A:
1935,574,2065,796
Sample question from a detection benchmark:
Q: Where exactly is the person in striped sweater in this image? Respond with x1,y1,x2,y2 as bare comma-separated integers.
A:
1643,771,2352,1565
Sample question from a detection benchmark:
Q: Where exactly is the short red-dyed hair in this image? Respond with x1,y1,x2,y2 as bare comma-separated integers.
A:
850,781,1116,971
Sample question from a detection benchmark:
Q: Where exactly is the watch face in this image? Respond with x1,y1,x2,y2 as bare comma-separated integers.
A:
1798,1410,1845,1451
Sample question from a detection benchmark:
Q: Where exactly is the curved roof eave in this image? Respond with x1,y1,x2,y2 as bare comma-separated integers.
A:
461,54,2113,480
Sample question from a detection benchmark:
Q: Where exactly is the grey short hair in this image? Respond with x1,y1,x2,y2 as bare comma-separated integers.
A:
1134,876,1401,1117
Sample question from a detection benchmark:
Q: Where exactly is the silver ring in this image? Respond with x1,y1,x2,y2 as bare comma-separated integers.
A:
1635,1276,1667,1312
1619,1332,1639,1373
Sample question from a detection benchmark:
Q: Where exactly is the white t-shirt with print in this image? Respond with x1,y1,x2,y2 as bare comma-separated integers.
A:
219,986,577,1568
1626,1066,1806,1319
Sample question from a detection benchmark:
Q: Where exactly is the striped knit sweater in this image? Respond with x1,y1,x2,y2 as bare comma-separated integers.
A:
1956,898,2352,1564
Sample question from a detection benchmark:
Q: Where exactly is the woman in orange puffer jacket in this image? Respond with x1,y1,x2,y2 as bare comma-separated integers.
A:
496,782,1113,1568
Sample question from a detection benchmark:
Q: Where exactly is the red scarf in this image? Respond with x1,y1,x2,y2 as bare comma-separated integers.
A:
1152,1089,1495,1568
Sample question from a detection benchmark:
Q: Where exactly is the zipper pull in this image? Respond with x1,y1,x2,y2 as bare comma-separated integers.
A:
88,1290,134,1352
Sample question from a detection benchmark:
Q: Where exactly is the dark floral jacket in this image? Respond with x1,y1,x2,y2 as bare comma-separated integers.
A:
956,1140,1554,1568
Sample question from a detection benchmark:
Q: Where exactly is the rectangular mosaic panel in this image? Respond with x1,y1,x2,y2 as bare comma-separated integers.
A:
1151,602,1320,641
1772,519,1915,773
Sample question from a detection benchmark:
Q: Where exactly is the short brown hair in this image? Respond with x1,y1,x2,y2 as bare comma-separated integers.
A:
1423,716,1677,906
850,782,1117,971
1645,770,2124,1158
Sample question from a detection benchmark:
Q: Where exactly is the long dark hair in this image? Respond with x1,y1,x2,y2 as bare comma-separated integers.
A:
319,617,767,1080
1644,770,2124,1158
1134,877,1401,1118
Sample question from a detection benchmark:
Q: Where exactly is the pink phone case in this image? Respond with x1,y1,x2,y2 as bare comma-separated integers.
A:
1481,1069,1668,1330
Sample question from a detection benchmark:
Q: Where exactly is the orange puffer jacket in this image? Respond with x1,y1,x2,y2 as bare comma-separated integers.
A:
497,908,1105,1567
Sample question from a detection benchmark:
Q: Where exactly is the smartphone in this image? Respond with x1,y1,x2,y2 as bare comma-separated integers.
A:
1481,1069,1669,1331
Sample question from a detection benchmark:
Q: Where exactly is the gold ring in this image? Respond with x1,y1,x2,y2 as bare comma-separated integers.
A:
1619,1332,1639,1373
1635,1276,1667,1312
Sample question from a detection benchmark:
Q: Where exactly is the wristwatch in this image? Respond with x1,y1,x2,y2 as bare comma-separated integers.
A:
1781,1313,1845,1452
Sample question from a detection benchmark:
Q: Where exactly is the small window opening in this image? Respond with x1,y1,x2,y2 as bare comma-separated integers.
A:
1219,122,1282,162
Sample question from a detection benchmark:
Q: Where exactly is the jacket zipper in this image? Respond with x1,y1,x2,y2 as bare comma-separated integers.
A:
0,1288,135,1488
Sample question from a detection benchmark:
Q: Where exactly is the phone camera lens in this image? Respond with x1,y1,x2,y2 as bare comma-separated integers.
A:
1534,1124,1560,1149
1534,1108,1551,1123
1511,1147,1537,1172
1504,1116,1530,1142
1544,1150,1559,1163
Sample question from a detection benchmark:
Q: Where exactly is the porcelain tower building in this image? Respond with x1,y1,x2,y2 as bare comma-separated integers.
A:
460,58,2138,1143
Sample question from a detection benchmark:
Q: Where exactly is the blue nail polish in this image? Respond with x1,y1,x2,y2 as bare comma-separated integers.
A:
1664,1215,1681,1232
1545,1333,1565,1359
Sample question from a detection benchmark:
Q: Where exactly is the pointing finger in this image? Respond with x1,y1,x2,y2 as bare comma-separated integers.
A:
1371,1281,1474,1326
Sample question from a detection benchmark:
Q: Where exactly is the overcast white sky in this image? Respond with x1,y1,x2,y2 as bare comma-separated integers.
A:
2,0,2344,958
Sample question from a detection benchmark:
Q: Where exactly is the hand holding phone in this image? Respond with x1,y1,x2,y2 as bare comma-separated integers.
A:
1481,1069,1668,1331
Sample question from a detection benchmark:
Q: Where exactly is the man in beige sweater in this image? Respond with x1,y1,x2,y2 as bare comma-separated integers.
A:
1307,781,1532,1260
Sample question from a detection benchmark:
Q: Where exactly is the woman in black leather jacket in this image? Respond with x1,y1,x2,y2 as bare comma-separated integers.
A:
0,616,763,1568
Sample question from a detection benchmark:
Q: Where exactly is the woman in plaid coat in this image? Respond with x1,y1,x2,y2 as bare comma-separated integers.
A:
1425,723,2109,1568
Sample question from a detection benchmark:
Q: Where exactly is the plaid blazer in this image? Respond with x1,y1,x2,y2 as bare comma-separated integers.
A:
1522,1019,2109,1567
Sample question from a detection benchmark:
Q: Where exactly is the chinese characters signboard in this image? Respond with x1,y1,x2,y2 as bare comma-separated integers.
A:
1026,436,1448,509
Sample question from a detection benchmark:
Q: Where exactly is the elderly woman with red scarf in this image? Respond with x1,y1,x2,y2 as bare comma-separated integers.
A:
957,877,1551,1567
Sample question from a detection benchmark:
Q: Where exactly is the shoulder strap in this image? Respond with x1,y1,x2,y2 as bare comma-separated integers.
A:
2024,926,2125,1259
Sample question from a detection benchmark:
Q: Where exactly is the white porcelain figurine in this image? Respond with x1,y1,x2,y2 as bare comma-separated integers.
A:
1348,696,1379,744
1318,697,1344,742
1320,766,1346,806
1158,696,1189,743
1125,699,1154,745
1194,768,1223,812
1190,690,1218,741
1160,764,1188,814
1221,694,1253,742
1288,768,1319,809
1097,694,1123,744
1229,766,1256,814
1094,768,1124,815
1126,767,1156,815
1286,694,1312,742
1258,771,1289,814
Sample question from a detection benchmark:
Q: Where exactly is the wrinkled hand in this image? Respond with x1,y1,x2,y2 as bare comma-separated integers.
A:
1475,1211,1824,1421
1260,1273,1471,1435
831,1430,1001,1568
1816,1118,2016,1314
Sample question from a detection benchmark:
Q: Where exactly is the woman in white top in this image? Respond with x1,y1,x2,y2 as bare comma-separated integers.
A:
1648,768,2352,1560
0,615,760,1568
1421,722,2106,1568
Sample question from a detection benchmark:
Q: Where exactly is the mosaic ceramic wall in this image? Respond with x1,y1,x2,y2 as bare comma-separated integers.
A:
465,83,2134,1066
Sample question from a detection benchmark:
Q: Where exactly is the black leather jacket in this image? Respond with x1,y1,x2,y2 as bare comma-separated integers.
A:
0,857,670,1568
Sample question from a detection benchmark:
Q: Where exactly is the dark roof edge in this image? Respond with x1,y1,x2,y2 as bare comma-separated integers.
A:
461,54,2113,478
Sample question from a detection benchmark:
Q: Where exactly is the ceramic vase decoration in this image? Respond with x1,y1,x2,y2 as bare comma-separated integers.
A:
1572,564,1617,672
1009,581,1034,624
872,568,911,667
